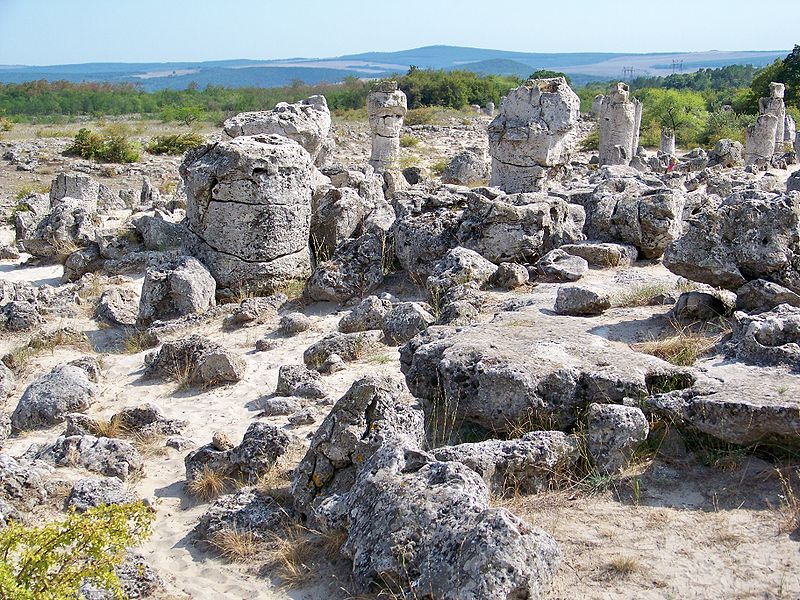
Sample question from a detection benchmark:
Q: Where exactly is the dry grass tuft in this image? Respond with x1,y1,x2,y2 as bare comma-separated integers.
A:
605,554,641,577
632,321,723,366
186,465,231,501
263,525,318,588
775,468,800,534
256,467,292,504
91,414,126,438
121,328,158,354
208,527,261,562
612,283,671,308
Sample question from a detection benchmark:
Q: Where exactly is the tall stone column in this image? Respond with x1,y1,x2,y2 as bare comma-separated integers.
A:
598,83,642,166
759,82,786,148
487,77,581,193
785,114,797,145
660,128,676,155
745,113,780,165
367,82,408,173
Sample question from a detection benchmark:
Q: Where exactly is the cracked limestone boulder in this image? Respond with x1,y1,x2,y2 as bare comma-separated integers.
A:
663,191,800,293
342,443,561,599
582,174,685,259
145,335,245,386
488,77,581,193
181,134,314,295
138,255,215,325
290,375,424,525
433,431,579,494
223,95,333,167
11,362,97,432
304,229,387,303
19,197,99,258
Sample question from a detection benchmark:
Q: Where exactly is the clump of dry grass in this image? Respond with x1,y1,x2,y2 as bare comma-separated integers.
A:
605,554,641,577
186,466,231,501
121,328,158,354
262,525,347,589
612,283,671,308
256,467,292,504
90,414,126,438
4,327,93,370
775,468,800,534
632,321,723,366
208,527,261,562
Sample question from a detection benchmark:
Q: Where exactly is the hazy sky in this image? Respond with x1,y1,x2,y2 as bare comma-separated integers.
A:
1,0,797,65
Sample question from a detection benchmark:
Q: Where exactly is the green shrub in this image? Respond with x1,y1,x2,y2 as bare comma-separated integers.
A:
702,108,754,146
580,126,599,151
146,132,204,155
0,502,154,600
399,134,419,148
405,107,437,126
66,125,140,163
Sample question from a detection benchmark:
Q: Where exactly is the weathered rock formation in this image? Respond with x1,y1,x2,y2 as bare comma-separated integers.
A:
598,83,642,166
488,77,581,193
181,134,314,295
367,81,407,173
223,95,333,167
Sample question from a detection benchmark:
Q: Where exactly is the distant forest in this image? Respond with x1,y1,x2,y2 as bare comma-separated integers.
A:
1,45,799,151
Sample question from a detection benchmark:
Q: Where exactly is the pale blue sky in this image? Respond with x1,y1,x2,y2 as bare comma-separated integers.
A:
1,0,797,65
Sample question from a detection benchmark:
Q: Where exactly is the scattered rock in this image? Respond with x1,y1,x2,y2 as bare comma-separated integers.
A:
276,365,326,399
279,312,312,335
145,335,246,386
303,331,380,371
585,403,649,473
536,249,588,282
554,285,611,316
736,279,800,314
67,477,135,512
95,288,139,326
382,302,436,345
138,255,216,325
338,295,392,333
11,363,97,431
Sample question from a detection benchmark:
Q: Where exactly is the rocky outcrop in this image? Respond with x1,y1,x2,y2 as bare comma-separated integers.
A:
367,81,407,173
441,149,490,186
145,335,245,386
342,443,561,598
488,77,581,192
729,304,800,369
11,362,97,431
598,83,642,166
663,191,800,293
291,376,423,524
181,134,314,295
400,308,692,434
137,255,215,325
37,435,144,481
223,95,333,167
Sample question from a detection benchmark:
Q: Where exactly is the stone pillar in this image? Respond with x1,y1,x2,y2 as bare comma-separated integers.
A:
590,95,605,118
181,134,314,295
745,113,780,165
758,82,786,148
660,128,676,155
487,77,581,193
598,83,642,166
795,132,800,159
483,102,495,116
367,81,408,173
785,114,797,144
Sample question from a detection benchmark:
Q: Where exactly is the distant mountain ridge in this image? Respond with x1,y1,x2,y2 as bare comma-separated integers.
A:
0,45,786,91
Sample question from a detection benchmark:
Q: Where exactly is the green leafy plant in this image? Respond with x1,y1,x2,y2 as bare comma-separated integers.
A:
146,132,204,155
0,502,154,600
66,124,140,163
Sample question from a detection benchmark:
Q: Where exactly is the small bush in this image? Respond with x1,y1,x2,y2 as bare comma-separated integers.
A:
0,117,13,132
399,134,419,148
66,125,140,163
146,132,204,155
15,181,51,200
404,107,437,126
580,126,599,151
0,502,154,600
186,465,230,501
431,159,448,176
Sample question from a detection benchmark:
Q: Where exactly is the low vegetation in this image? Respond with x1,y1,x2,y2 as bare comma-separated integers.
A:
0,502,154,600
146,132,204,155
186,465,231,501
66,124,140,163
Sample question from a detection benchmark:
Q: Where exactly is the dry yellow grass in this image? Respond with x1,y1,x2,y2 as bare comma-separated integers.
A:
208,527,261,562
605,554,641,577
186,466,230,501
632,321,722,366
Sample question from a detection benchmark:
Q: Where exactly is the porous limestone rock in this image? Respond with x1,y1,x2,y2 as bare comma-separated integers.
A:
367,82,407,173
585,403,649,473
223,95,333,166
181,134,314,295
660,128,676,155
598,83,642,166
291,376,424,523
559,241,638,267
303,331,381,371
426,247,498,295
338,295,392,333
745,113,780,165
729,304,800,369
19,198,99,258
381,302,436,345
441,149,490,186
663,191,800,293
554,284,611,316
95,288,138,326
490,262,530,289
145,335,246,386
67,477,135,512
709,139,744,168
275,364,326,399
536,249,588,282
736,279,800,313
137,255,215,325
38,435,143,481
342,443,561,599
11,363,97,431
759,82,786,147
185,422,291,484
433,431,579,494
400,309,690,434
488,77,580,192
193,488,287,543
